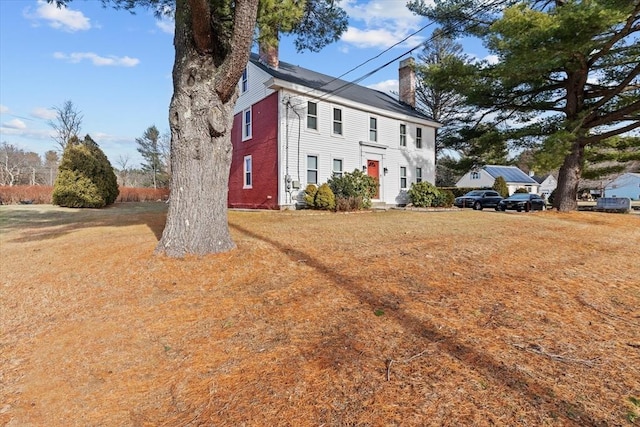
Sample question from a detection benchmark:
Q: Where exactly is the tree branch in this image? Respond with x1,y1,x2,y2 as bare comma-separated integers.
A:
214,0,259,102
187,0,212,54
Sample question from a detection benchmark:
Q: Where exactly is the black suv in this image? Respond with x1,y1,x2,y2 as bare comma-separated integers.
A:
454,190,503,210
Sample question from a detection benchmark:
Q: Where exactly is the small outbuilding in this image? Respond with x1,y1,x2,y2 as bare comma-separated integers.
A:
604,173,640,200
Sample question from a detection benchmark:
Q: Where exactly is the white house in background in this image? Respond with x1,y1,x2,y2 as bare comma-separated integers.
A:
228,50,441,209
455,165,540,195
604,173,640,200
533,174,558,200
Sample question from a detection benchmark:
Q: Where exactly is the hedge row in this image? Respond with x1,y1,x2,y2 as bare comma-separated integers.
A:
0,186,169,205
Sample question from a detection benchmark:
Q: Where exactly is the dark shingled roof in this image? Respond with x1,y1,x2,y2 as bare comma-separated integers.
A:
250,53,436,123
483,165,538,184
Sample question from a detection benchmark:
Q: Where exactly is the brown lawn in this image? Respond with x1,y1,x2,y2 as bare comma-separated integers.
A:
1,203,639,426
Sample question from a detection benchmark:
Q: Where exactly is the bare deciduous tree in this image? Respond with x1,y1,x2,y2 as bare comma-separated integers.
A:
48,100,83,151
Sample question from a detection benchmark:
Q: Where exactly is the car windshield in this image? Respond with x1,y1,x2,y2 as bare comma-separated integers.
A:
465,191,484,196
508,194,530,200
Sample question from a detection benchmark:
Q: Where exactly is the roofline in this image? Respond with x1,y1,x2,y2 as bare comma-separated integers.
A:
265,77,442,128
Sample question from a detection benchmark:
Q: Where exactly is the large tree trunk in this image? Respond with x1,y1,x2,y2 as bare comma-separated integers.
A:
553,141,584,212
155,0,257,257
155,55,237,257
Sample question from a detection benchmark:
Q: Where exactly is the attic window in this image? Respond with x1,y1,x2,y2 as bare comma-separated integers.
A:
471,171,480,180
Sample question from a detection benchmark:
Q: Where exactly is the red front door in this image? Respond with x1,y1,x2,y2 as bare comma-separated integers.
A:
367,160,380,199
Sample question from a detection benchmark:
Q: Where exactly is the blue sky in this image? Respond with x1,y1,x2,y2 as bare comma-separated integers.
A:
0,0,489,167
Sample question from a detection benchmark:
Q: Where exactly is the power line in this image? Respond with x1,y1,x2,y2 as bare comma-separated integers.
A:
285,1,493,108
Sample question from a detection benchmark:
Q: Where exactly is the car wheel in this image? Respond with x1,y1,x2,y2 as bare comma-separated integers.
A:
474,201,483,210
516,207,521,212
500,206,506,212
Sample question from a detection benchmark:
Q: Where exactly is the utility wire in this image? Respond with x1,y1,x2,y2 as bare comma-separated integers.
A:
284,1,492,108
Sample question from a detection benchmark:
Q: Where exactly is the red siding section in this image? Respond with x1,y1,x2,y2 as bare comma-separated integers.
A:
228,92,279,209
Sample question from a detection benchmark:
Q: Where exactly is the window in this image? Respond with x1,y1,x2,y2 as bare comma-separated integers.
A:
242,107,252,140
416,127,422,148
332,159,343,177
243,155,252,188
470,171,480,180
400,124,406,147
307,155,318,184
400,167,407,189
240,68,248,93
333,108,342,135
416,167,422,183
307,101,318,130
369,117,378,142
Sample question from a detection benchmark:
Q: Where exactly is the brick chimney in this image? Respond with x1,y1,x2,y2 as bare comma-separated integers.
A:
259,43,279,69
398,58,416,108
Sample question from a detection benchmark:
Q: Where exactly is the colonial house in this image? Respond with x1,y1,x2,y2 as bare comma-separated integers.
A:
227,50,441,209
455,165,540,195
604,173,640,200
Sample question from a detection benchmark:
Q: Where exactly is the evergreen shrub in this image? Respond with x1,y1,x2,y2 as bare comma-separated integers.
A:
52,135,119,208
492,176,509,198
314,183,336,210
328,169,377,210
515,187,530,193
433,189,455,207
408,181,440,207
303,184,317,207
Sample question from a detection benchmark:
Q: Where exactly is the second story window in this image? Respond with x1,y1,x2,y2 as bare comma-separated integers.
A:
369,117,377,142
241,68,248,93
242,108,252,140
416,127,422,148
400,167,407,189
333,108,342,135
307,155,318,184
400,124,406,147
307,101,318,130
471,171,480,180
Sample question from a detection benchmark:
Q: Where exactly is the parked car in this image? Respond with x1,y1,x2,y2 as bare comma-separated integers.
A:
454,190,503,210
496,193,547,212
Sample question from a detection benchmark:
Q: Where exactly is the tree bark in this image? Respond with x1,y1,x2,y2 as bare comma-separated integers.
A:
553,141,583,212
155,0,257,257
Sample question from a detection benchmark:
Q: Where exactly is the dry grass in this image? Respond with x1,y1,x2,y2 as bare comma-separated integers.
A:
1,203,639,426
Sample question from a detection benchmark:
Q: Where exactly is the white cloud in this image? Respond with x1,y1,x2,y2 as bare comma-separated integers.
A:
156,19,174,35
367,79,398,96
53,52,140,67
484,54,499,65
2,119,27,130
339,0,428,49
26,0,91,32
31,107,57,120
0,105,9,114
342,0,424,28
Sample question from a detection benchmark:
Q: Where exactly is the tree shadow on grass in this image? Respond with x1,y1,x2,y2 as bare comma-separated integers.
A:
0,202,167,242
229,220,603,427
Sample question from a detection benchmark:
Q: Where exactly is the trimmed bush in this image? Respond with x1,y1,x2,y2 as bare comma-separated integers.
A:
408,181,441,207
303,184,317,207
314,183,336,210
433,189,455,207
52,135,119,208
492,176,509,198
514,187,530,193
